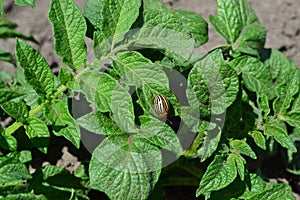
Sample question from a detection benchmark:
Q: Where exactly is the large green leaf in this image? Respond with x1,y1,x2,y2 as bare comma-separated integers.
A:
0,22,37,42
187,49,239,115
209,0,266,56
235,174,295,199
0,50,15,65
95,73,117,112
0,0,4,17
199,125,222,162
111,84,138,133
95,26,196,62
196,154,237,198
44,99,81,148
138,119,182,155
273,69,300,116
85,0,141,46
230,139,257,159
28,165,88,200
209,0,242,44
14,0,35,8
230,55,273,98
261,48,296,81
0,88,23,104
143,8,208,46
248,130,266,150
73,70,103,106
0,153,31,185
113,51,177,115
249,183,295,200
264,122,297,153
16,39,54,98
282,110,300,130
76,110,123,135
231,152,246,181
49,0,86,71
0,127,17,151
89,136,161,200
24,117,50,153
1,100,28,122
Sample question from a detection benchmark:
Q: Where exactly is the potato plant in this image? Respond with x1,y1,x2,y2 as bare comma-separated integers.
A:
0,0,300,199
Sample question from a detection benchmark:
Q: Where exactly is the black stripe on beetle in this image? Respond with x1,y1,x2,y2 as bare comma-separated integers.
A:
153,95,170,118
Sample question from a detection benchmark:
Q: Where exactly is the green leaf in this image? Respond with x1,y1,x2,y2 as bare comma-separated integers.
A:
250,183,295,200
230,139,257,159
273,69,300,116
0,128,17,151
231,152,246,181
30,165,88,199
49,0,87,71
1,100,28,122
0,50,15,65
84,0,141,46
230,55,273,118
200,126,222,162
113,51,174,113
44,99,80,148
143,0,167,11
249,130,266,150
139,119,183,155
96,26,196,63
0,0,4,17
264,122,297,153
0,88,23,104
180,105,201,132
284,128,300,175
89,136,161,200
292,92,300,112
15,39,54,98
24,117,50,153
209,0,242,44
233,0,266,56
19,150,32,163
0,193,45,199
95,72,117,112
209,0,266,56
261,48,296,81
196,154,237,198
0,18,17,28
74,70,102,106
0,152,32,184
282,111,300,130
76,110,123,136
187,49,239,115
0,26,37,43
238,174,295,200
14,0,35,8
111,84,138,133
143,8,208,46
58,67,73,86
230,55,273,98
113,51,152,77
84,0,103,30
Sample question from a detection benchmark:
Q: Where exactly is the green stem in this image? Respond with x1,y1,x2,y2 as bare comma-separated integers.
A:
5,84,69,135
4,121,23,135
183,131,205,158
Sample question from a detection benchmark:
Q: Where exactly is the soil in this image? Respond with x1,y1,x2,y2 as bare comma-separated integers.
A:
0,0,300,199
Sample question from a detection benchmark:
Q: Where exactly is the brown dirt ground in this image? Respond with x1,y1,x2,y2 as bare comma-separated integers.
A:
1,0,300,199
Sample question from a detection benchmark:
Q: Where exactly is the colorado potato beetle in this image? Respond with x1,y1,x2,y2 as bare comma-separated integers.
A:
153,95,170,118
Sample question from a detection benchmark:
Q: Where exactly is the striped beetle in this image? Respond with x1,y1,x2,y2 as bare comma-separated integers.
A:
153,95,170,118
